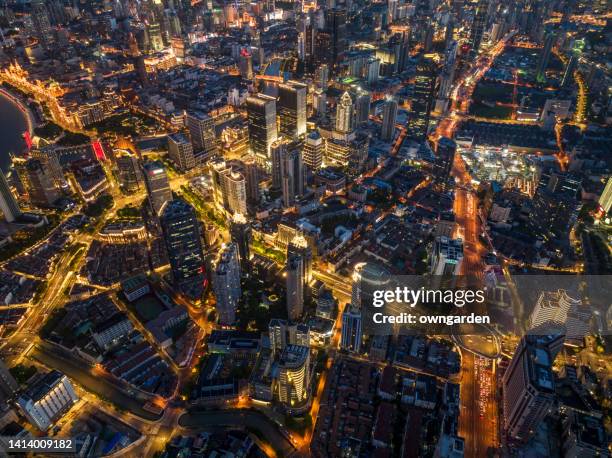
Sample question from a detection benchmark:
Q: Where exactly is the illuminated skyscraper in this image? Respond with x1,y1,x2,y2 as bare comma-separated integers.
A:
115,150,143,192
246,94,278,166
31,0,53,47
269,319,310,356
186,111,218,159
238,48,254,79
277,344,310,409
407,57,437,142
351,262,390,309
469,0,488,55
340,306,362,352
288,234,312,285
430,236,463,276
433,137,456,192
598,177,612,214
303,131,324,170
561,50,578,88
229,213,251,270
536,31,556,83
147,21,164,51
286,253,304,320
380,97,398,141
280,147,305,208
354,91,371,125
160,199,206,300
212,243,241,325
210,160,247,215
25,158,59,207
335,91,354,133
503,336,556,443
278,82,307,138
143,161,172,215
241,155,261,205
315,8,346,70
0,170,21,223
168,133,195,172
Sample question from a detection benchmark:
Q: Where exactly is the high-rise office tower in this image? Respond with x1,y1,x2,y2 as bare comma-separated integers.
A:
241,155,261,205
25,158,59,207
380,97,398,141
354,91,371,125
186,111,218,159
277,345,310,408
469,0,488,55
168,133,195,172
210,160,231,211
269,319,310,356
210,160,247,215
502,336,556,443
529,289,589,345
270,139,286,190
351,262,390,309
238,49,254,79
367,58,380,84
314,29,332,67
598,177,612,214
315,64,329,89
561,50,578,88
325,136,368,169
313,89,327,116
303,131,324,171
143,161,172,215
435,55,456,114
286,252,304,321
327,8,346,67
433,137,456,192
340,306,362,352
0,170,21,223
407,57,437,142
288,233,312,285
278,82,307,138
31,149,63,188
296,14,307,60
147,21,164,51
536,31,556,82
335,91,354,134
430,236,463,276
31,0,54,47
160,199,205,300
246,94,278,166
530,170,581,241
223,170,247,216
280,147,305,208
115,149,143,192
314,8,346,70
229,213,251,270
269,318,287,356
212,243,241,325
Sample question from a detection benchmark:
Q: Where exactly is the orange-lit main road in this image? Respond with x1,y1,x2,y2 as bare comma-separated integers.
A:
301,270,351,451
433,36,511,458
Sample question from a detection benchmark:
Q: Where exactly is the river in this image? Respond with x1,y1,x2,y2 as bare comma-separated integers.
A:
0,90,28,172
